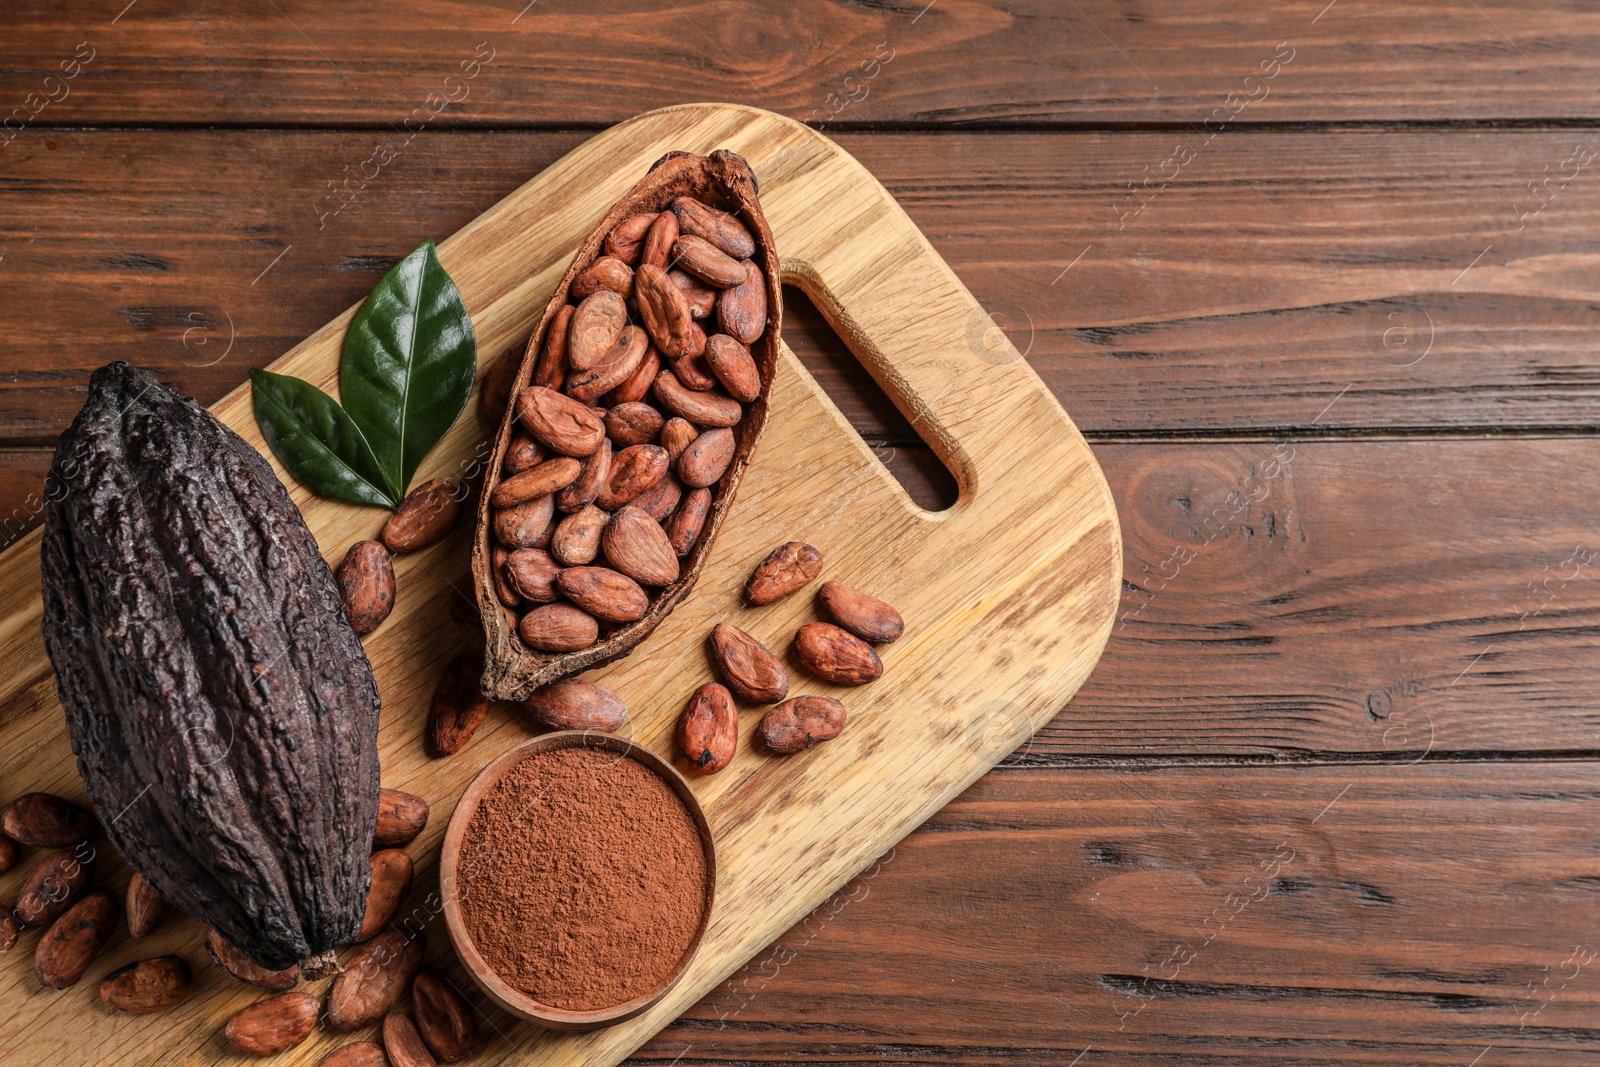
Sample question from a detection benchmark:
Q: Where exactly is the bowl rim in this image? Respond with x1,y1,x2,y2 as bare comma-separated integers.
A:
439,729,718,1031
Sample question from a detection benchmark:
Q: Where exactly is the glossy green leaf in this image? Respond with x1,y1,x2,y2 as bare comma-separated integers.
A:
339,239,477,501
249,368,397,509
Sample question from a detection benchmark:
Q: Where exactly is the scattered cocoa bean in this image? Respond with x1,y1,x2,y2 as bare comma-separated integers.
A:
0,905,20,953
795,621,884,685
15,848,92,927
319,1043,391,1067
504,548,561,604
2,793,97,848
603,506,681,586
602,211,657,265
523,679,628,733
640,209,679,271
516,386,606,457
533,304,574,390
98,956,191,1013
570,255,634,300
677,426,735,488
225,991,320,1055
503,431,546,474
635,262,696,359
818,580,905,643
382,479,463,553
660,417,698,465
678,682,737,773
375,787,430,849
605,401,665,447
718,259,768,344
759,695,847,754
338,540,396,636
557,566,650,623
413,969,482,1063
705,334,761,402
428,651,493,757
556,437,611,512
746,541,823,605
551,504,609,566
669,268,719,319
596,443,669,509
384,1012,438,1067
489,456,582,508
672,195,756,258
519,603,600,652
125,871,166,938
207,929,301,990
666,487,712,557
653,370,743,427
567,290,629,371
328,929,426,1030
568,324,650,404
630,470,684,522
360,849,415,942
672,233,746,287
711,622,789,704
35,890,117,989
492,493,554,549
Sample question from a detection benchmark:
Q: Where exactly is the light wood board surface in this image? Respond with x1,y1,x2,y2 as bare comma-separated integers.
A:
0,103,1119,1065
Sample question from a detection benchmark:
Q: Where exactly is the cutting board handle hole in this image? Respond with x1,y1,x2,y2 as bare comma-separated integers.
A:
781,284,959,512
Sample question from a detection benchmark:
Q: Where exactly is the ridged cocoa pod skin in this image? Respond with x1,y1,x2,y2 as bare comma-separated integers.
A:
15,848,93,926
759,696,848,754
711,623,789,704
328,929,426,1031
523,679,627,733
35,890,118,989
746,542,823,605
126,872,167,937
428,651,492,757
383,479,464,553
359,849,415,941
374,788,430,849
340,540,398,636
384,1012,438,1067
99,956,192,1013
413,969,483,1062
319,1043,391,1067
2,793,97,848
678,682,737,773
818,581,905,644
226,991,320,1055
207,929,301,990
795,622,884,685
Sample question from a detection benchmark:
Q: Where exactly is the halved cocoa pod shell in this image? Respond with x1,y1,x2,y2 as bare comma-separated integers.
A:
474,149,780,699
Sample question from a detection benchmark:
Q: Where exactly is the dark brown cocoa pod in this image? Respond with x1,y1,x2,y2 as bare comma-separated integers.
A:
319,1043,391,1067
15,848,92,927
523,679,628,733
602,211,657,265
818,581,905,644
666,487,712,557
532,304,574,390
711,623,789,704
428,651,492,758
35,890,117,989
99,956,192,1013
207,929,301,990
760,696,847,754
374,788,430,849
383,479,464,554
328,929,426,1030
795,622,884,685
746,542,823,605
339,540,397,636
2,793,97,848
519,603,600,652
678,682,737,773
413,969,483,1062
226,992,319,1055
384,1013,438,1067
126,871,167,938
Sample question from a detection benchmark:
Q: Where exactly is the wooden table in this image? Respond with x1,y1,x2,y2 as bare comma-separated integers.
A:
3,3,1598,1063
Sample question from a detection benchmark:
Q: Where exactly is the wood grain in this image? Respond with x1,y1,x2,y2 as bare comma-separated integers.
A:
7,2,1600,126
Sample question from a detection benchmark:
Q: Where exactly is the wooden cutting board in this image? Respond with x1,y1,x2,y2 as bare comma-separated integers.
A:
0,103,1119,1066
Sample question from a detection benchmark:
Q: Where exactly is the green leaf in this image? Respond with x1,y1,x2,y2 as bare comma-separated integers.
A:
249,368,397,509
339,239,477,501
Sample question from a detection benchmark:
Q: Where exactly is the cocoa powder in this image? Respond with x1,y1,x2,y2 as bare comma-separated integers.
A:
457,746,707,1011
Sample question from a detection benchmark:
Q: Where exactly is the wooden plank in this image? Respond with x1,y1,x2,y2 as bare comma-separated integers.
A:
0,104,1120,1067
7,2,1600,126
4,128,1600,443
636,762,1600,1066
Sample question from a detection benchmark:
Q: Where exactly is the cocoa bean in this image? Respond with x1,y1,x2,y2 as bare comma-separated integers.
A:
653,370,743,427
125,871,166,938
602,506,681,586
15,848,92,927
666,487,712,556
678,682,737,773
0,833,15,873
672,233,747,287
478,346,519,430
635,262,696,358
570,255,634,300
382,479,463,553
602,211,657,265
207,929,301,989
533,304,574,390
795,621,883,685
603,344,661,405
375,787,430,849
359,849,415,941
338,540,396,637
631,471,684,523
98,956,191,1013
504,548,561,603
669,268,719,319
711,623,789,704
2,793,97,848
0,905,20,953
516,386,606,457
556,437,611,512
519,603,599,651
672,196,756,258
818,581,905,644
567,290,628,371
225,991,320,1055
759,695,847,754
640,209,679,271
677,426,735,488
523,679,627,733
503,431,546,474
320,1043,391,1067
491,545,521,608
328,929,426,1031
596,443,669,510
492,493,554,549
428,651,493,757
558,566,650,623
413,969,482,1062
489,456,581,508
35,890,117,989
704,334,761,402
567,324,651,405
551,504,609,566
384,1013,438,1067
746,541,823,605
718,259,768,344
669,350,719,391
660,417,699,465
605,401,665,447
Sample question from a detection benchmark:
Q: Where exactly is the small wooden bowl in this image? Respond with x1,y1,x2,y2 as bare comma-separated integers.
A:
440,730,717,1031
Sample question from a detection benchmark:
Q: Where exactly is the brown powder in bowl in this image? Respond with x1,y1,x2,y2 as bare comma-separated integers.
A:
456,745,709,1012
